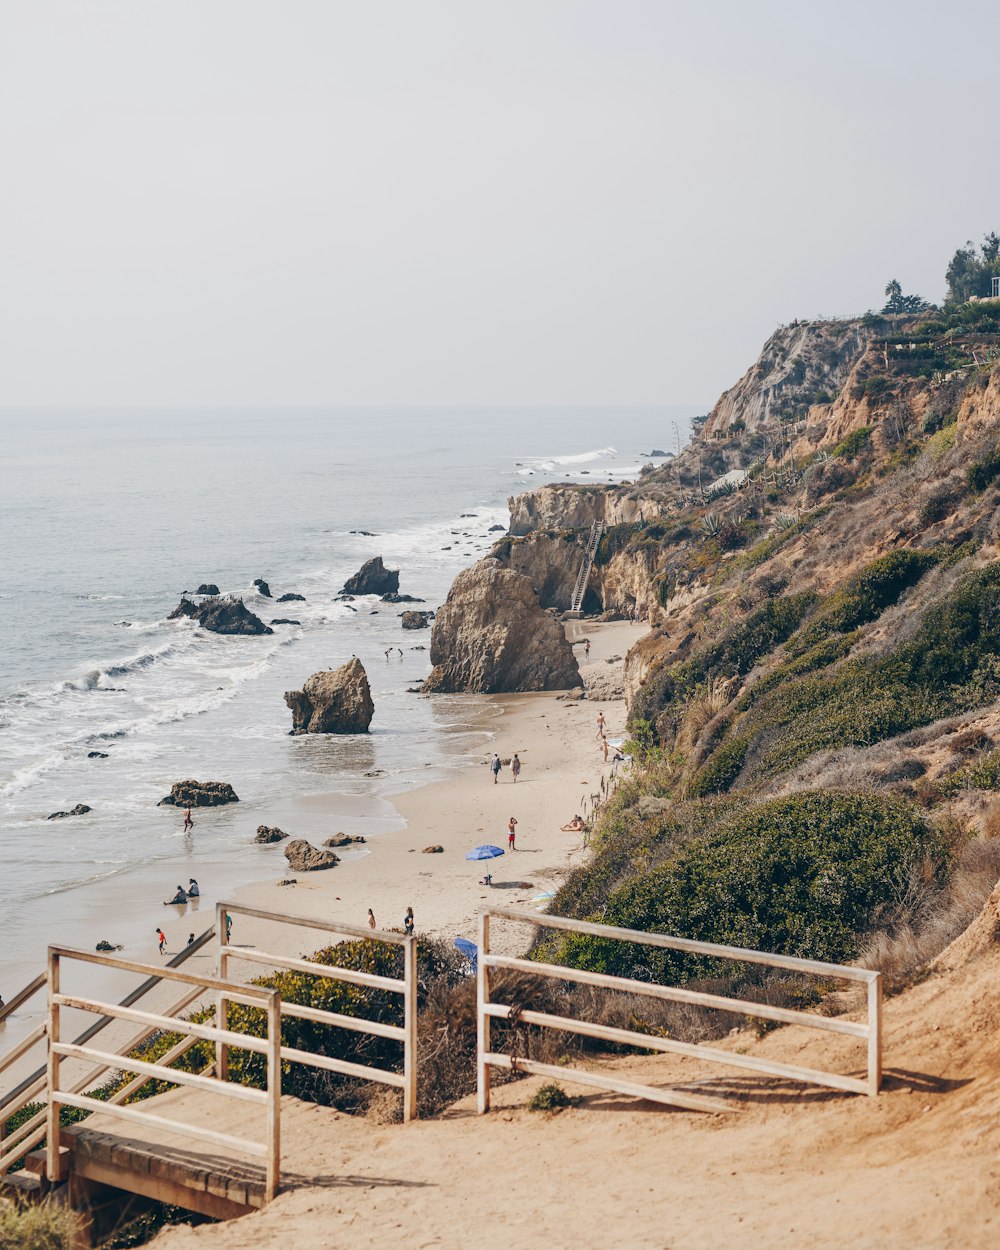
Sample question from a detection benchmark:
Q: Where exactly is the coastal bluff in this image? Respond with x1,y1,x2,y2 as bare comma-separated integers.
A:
422,559,581,693
284,658,374,733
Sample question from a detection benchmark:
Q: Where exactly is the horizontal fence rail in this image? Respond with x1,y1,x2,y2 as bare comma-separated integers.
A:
46,946,282,1201
216,903,418,1121
476,908,882,1115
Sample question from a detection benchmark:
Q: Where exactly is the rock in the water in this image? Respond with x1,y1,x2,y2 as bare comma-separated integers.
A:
284,658,374,734
342,556,399,596
488,524,505,532
270,618,301,625
401,610,432,630
159,780,240,807
277,592,305,603
253,578,272,597
48,804,92,820
254,825,288,843
422,844,444,854
196,583,220,596
170,596,273,636
381,592,425,603
284,839,339,871
323,833,367,848
87,751,109,759
422,559,582,694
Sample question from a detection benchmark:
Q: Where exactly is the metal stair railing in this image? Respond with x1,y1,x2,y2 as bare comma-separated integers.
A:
569,521,604,614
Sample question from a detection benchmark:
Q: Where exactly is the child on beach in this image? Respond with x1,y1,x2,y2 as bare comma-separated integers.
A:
156,928,166,954
511,753,521,781
508,816,518,850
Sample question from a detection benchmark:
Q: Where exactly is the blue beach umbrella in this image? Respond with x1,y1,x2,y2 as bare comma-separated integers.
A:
454,937,478,973
465,845,505,861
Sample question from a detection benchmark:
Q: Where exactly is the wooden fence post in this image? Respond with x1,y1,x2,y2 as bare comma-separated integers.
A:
402,936,418,1123
45,950,61,1182
265,990,281,1202
216,904,229,1081
867,973,883,1097
477,912,491,1114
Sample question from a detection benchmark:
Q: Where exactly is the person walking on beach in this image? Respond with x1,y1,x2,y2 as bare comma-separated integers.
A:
404,907,415,936
595,710,606,739
511,753,521,782
182,808,193,831
367,908,376,931
601,735,609,763
508,816,518,850
156,927,166,955
584,639,591,659
490,753,502,784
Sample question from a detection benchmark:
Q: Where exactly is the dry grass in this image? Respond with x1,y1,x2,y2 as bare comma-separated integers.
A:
674,676,735,755
0,1200,81,1250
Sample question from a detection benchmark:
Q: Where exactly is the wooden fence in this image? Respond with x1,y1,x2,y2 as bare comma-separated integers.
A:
216,903,419,1121
476,907,882,1114
46,946,282,1200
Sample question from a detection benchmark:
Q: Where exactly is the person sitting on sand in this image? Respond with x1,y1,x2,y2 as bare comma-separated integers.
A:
164,885,187,905
481,872,493,887
561,815,585,832
187,878,200,897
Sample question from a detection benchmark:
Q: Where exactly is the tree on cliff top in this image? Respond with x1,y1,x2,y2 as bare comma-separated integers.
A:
945,232,1000,304
882,278,929,315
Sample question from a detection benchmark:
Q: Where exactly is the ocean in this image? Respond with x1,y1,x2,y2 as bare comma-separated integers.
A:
0,407,695,984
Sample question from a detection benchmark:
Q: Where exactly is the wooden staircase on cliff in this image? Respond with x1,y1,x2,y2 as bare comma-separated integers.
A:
568,521,604,616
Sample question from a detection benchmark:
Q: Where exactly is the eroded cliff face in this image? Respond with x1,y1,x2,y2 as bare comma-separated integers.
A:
508,482,668,535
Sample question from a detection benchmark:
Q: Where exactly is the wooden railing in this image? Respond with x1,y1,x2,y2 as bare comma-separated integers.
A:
46,946,282,1200
476,907,882,1114
216,903,419,1121
0,931,214,1177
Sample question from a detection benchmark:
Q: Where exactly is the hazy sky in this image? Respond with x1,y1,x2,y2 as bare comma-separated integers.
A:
1,0,998,408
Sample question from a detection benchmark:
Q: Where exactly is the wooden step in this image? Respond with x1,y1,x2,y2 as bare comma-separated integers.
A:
23,1145,69,1178
0,1169,45,1199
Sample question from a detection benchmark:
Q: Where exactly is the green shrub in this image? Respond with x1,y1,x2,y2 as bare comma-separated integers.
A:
833,426,873,458
687,734,750,796
935,747,1000,795
528,1083,576,1111
550,792,944,982
966,450,1000,493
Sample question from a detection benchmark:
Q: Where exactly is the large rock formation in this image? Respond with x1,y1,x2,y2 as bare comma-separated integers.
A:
159,780,240,807
253,578,272,597
342,557,399,596
284,658,374,734
401,610,432,629
169,597,273,636
284,839,339,872
422,560,581,693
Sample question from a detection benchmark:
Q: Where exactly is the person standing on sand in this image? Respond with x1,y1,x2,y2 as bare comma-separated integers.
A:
182,808,193,831
490,753,502,784
601,735,609,763
367,908,376,931
595,710,606,738
511,753,521,782
156,927,166,955
584,639,591,658
508,816,518,850
404,907,414,935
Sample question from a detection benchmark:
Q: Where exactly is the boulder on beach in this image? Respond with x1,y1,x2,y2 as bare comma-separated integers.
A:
422,559,582,694
253,578,272,598
169,596,273,636
195,583,220,596
284,839,339,872
48,804,92,820
254,825,288,844
401,610,433,630
277,592,306,603
323,833,367,848
284,658,374,734
342,556,399,596
159,780,240,807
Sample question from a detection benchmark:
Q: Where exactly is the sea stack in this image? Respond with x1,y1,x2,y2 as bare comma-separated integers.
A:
342,556,399,596
284,658,374,733
422,559,581,693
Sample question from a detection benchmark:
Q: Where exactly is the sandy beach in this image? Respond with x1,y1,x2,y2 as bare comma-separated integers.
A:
209,618,645,971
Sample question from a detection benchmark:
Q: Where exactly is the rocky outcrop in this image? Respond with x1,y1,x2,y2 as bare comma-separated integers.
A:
507,483,660,536
277,592,305,602
253,579,272,597
270,618,301,625
159,780,240,807
254,825,287,843
196,583,220,596
422,559,581,693
284,659,374,734
323,833,366,848
169,597,273,636
48,804,92,819
382,593,424,603
342,557,399,596
284,839,339,872
401,610,432,629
